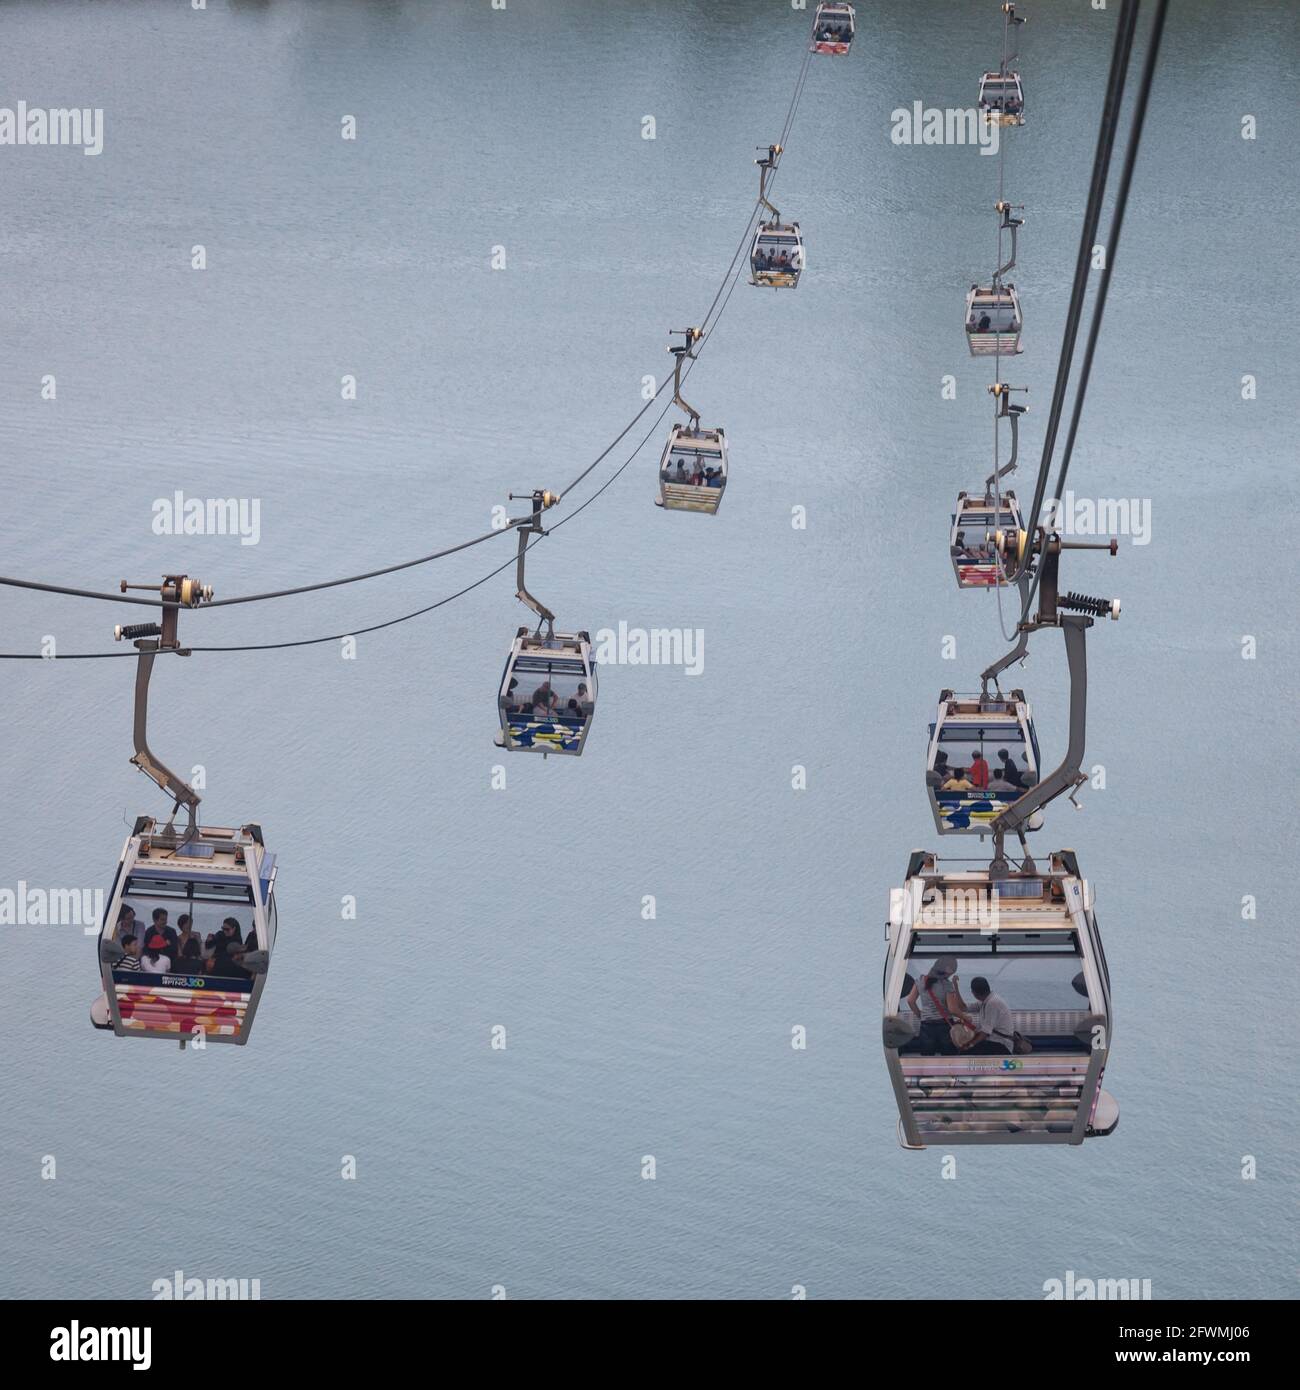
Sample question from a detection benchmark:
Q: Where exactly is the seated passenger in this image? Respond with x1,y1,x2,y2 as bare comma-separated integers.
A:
502,676,521,713
906,956,973,1056
977,312,991,332
960,976,1016,1054
205,917,244,965
674,460,690,483
969,752,990,790
141,934,171,973
224,946,253,983
706,467,723,488
149,908,179,955
996,748,1023,786
531,680,558,714
117,934,144,972
941,769,974,792
925,751,950,788
175,914,200,963
986,770,1018,794
177,937,203,970
116,903,141,941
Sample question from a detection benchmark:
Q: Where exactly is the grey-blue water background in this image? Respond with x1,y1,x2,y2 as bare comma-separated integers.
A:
1,0,1296,1299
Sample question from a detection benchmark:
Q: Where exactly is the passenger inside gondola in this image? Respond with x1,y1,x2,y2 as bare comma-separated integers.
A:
502,670,593,724
897,944,1094,1056
661,449,723,488
960,977,1016,1054
968,300,1019,334
906,956,973,1056
141,934,171,973
931,729,1036,797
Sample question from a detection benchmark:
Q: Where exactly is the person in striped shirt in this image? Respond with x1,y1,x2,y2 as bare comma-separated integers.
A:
117,935,144,972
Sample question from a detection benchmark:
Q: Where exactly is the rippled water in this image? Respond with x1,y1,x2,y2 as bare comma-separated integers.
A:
1,0,1296,1299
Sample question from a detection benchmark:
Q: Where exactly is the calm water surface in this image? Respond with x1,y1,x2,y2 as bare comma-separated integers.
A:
1,0,1296,1299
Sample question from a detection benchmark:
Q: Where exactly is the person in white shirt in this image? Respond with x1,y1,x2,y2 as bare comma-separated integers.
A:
140,933,172,974
962,976,1015,1054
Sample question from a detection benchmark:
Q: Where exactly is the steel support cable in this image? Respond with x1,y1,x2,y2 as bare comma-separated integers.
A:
0,200,761,662
1018,0,1167,624
0,49,813,618
0,27,815,656
1019,0,1140,599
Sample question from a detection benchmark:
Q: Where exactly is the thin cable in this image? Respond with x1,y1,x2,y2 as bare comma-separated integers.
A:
1019,0,1140,587
1020,0,1167,624
1,18,816,659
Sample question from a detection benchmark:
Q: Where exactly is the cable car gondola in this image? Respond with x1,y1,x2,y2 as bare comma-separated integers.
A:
95,819,277,1044
951,380,1029,588
966,202,1024,356
90,574,277,1046
951,489,1025,588
810,2,855,55
978,4,1027,125
978,70,1025,125
494,490,598,755
965,284,1022,356
750,144,803,289
882,849,1118,1147
656,327,727,514
926,689,1041,835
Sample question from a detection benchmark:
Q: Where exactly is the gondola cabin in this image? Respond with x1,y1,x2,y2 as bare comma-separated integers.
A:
966,284,1023,356
882,850,1118,1147
751,222,804,288
497,629,596,756
810,2,855,54
950,490,1025,588
926,690,1041,835
92,818,277,1045
657,423,727,514
978,71,1025,125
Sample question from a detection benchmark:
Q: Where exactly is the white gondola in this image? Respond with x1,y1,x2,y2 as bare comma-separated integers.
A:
926,689,1042,835
950,489,1025,589
658,423,727,514
498,628,596,756
883,849,1119,1147
750,145,803,289
750,222,804,289
93,573,277,1046
93,818,277,1045
965,284,1022,355
978,70,1025,125
810,2,855,55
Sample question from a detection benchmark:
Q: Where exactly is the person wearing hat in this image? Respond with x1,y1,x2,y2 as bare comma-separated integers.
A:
906,955,973,1056
140,933,171,974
